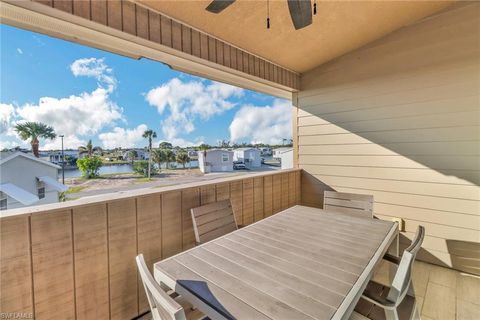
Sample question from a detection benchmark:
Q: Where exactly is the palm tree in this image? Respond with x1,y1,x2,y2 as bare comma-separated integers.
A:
142,129,157,178
78,139,102,157
176,152,190,169
198,143,210,164
164,149,176,169
15,122,56,157
151,149,166,171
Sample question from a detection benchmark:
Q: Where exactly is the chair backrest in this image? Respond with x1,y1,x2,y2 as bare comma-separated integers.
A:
136,254,186,320
387,226,425,305
191,199,238,244
323,191,374,217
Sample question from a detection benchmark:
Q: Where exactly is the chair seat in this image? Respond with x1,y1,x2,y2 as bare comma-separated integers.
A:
353,281,417,320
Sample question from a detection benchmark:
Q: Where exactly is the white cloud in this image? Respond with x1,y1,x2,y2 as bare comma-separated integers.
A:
15,87,123,137
43,135,86,150
146,78,243,141
229,99,292,144
99,124,148,149
70,57,116,91
0,103,15,134
1,58,124,150
16,48,23,55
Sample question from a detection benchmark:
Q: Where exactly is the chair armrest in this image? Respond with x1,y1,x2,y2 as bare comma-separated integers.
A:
383,253,401,265
361,291,396,310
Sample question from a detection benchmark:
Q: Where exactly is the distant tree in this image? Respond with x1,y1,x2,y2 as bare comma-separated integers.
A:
164,149,175,169
142,129,157,179
151,149,166,171
15,122,56,157
77,156,102,178
176,152,190,168
217,139,231,148
158,141,173,149
128,150,138,164
198,143,210,161
78,139,102,157
133,160,157,177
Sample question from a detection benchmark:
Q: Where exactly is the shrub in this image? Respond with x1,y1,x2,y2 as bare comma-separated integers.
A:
133,160,157,177
76,156,102,178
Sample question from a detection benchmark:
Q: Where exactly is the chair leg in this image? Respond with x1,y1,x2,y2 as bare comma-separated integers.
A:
412,304,421,320
385,308,400,320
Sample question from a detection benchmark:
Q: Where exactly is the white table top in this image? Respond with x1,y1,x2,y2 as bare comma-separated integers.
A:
154,205,398,320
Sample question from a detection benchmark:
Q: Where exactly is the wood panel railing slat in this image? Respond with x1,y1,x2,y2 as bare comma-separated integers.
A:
0,216,33,315
107,199,137,320
73,204,109,320
31,210,75,320
136,195,162,313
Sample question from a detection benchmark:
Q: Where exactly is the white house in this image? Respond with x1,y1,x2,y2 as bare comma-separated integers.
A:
0,152,68,211
273,147,293,160
233,148,261,168
280,149,294,169
122,149,150,161
198,149,233,173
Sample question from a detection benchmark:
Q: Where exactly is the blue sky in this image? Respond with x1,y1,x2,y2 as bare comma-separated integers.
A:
0,25,291,150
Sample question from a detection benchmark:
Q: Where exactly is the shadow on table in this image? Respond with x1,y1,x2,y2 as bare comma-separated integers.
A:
178,280,236,320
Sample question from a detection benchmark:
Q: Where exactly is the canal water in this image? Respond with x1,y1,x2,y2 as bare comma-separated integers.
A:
61,161,199,178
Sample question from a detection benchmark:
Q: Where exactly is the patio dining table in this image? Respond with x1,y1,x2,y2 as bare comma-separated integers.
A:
154,205,398,320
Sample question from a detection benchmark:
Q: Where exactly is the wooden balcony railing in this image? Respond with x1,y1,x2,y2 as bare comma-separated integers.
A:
0,169,301,320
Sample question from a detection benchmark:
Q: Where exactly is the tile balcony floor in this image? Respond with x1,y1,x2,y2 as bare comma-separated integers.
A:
138,260,480,320
373,261,480,320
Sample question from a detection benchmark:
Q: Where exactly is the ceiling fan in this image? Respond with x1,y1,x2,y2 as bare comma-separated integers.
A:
206,0,315,30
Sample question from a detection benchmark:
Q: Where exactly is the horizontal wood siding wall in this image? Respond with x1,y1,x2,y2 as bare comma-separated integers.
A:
28,0,299,90
0,170,300,319
296,3,480,275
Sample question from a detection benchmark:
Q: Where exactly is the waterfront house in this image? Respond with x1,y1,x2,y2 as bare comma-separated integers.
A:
233,147,261,168
198,149,233,173
122,148,150,161
0,151,68,210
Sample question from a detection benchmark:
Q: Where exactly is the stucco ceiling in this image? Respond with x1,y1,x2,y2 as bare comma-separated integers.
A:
138,0,453,73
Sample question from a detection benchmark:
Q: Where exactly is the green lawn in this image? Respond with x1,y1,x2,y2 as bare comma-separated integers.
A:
65,186,87,194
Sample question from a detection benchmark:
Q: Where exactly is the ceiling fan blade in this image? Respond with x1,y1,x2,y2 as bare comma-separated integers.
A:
287,0,312,30
206,0,236,14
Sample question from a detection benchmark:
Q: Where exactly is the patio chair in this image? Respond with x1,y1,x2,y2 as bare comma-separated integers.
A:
136,254,207,320
191,199,238,244
324,191,374,218
352,225,425,320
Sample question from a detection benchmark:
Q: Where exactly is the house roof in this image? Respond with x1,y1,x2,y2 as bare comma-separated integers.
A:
274,147,293,154
37,176,69,192
203,149,233,154
235,148,259,152
0,183,39,205
0,151,61,169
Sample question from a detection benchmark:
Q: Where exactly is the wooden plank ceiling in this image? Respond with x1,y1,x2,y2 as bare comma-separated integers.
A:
27,0,300,90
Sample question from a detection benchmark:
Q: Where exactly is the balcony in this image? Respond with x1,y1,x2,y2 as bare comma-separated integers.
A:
1,169,478,320
0,0,479,319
